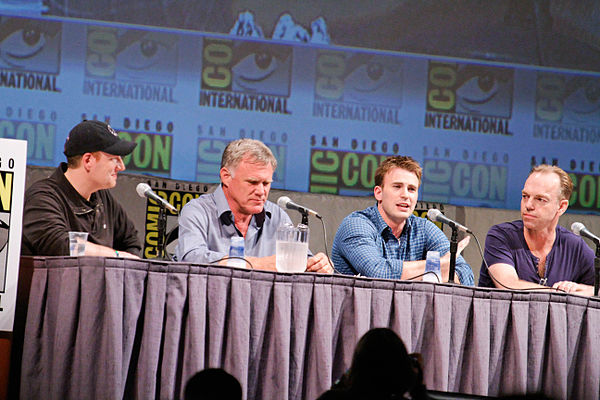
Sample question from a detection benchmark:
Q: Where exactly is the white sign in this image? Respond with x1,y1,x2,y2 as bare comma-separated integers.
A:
0,139,27,332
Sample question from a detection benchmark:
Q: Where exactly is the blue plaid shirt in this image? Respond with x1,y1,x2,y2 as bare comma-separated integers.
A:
331,205,474,285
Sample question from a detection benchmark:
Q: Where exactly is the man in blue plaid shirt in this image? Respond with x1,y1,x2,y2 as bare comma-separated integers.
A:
331,156,474,285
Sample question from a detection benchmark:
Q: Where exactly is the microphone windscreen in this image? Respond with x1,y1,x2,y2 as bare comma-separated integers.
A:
571,222,585,236
136,182,151,198
427,208,441,221
277,196,291,209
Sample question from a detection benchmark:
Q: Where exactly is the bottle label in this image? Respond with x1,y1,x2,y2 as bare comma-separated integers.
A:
229,246,244,258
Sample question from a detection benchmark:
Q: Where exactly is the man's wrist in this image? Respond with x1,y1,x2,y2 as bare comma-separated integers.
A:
115,250,120,257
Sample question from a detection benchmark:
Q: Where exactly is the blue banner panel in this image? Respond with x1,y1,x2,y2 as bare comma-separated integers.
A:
1,13,599,213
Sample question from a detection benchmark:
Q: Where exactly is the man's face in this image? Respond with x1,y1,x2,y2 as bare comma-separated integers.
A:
88,152,126,190
374,167,419,227
221,156,274,216
521,172,568,231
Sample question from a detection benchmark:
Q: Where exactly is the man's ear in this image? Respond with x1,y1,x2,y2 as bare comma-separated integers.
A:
557,198,569,216
220,167,231,187
374,185,383,202
81,153,95,172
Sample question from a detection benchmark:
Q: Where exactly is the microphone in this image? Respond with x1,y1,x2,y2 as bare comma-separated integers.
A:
427,209,472,233
136,183,178,213
571,222,600,245
277,196,322,219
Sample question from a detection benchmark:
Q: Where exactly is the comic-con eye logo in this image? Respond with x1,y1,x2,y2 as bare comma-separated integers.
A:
426,62,513,117
0,17,61,72
314,51,402,106
201,38,291,96
85,27,178,85
535,73,600,125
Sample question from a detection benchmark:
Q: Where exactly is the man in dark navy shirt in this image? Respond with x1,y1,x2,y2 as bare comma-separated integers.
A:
479,165,594,296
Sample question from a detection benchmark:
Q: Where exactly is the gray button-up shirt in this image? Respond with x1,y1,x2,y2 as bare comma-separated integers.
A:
176,185,293,264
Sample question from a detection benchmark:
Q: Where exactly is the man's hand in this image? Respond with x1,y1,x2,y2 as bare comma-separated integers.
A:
245,255,277,271
306,252,334,274
85,242,141,259
230,253,334,274
117,251,140,259
552,281,594,296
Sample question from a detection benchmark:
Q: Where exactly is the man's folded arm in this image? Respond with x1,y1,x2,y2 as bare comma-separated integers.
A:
336,224,405,280
487,263,547,290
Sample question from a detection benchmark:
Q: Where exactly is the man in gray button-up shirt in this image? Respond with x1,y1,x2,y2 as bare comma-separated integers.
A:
176,138,332,273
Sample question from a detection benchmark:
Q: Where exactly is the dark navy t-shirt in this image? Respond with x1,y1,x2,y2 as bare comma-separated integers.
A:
479,220,594,287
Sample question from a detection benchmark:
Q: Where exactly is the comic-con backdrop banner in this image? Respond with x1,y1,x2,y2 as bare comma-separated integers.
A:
18,0,600,70
1,14,600,212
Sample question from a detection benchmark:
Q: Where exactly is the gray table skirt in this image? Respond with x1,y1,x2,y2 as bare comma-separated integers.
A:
19,257,600,399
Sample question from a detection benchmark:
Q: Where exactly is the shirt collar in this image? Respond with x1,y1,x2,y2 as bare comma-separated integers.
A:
371,203,414,238
55,162,100,214
214,185,271,228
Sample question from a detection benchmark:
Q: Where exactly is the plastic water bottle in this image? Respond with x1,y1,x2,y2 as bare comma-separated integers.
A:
228,236,246,268
423,251,441,283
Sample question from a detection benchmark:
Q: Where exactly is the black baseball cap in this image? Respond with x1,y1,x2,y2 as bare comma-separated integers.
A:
63,120,137,157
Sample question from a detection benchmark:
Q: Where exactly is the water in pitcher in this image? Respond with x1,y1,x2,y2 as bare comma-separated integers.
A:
276,240,308,273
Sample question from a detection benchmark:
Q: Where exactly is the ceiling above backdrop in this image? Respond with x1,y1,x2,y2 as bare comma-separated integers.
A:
32,0,600,73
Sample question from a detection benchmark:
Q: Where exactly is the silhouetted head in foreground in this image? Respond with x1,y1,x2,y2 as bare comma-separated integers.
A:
184,368,242,400
346,328,420,398
319,328,428,399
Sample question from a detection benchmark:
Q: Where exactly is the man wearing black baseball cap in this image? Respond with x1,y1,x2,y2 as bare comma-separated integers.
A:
22,120,141,258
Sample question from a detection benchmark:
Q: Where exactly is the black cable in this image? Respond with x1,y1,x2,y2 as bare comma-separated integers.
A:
212,256,254,270
318,215,339,273
407,270,441,283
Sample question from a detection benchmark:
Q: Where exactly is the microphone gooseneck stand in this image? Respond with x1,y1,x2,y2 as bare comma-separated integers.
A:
156,205,167,260
448,227,458,283
300,210,309,226
595,244,600,297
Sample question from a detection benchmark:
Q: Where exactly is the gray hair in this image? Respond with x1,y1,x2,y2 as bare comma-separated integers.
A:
221,138,277,171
